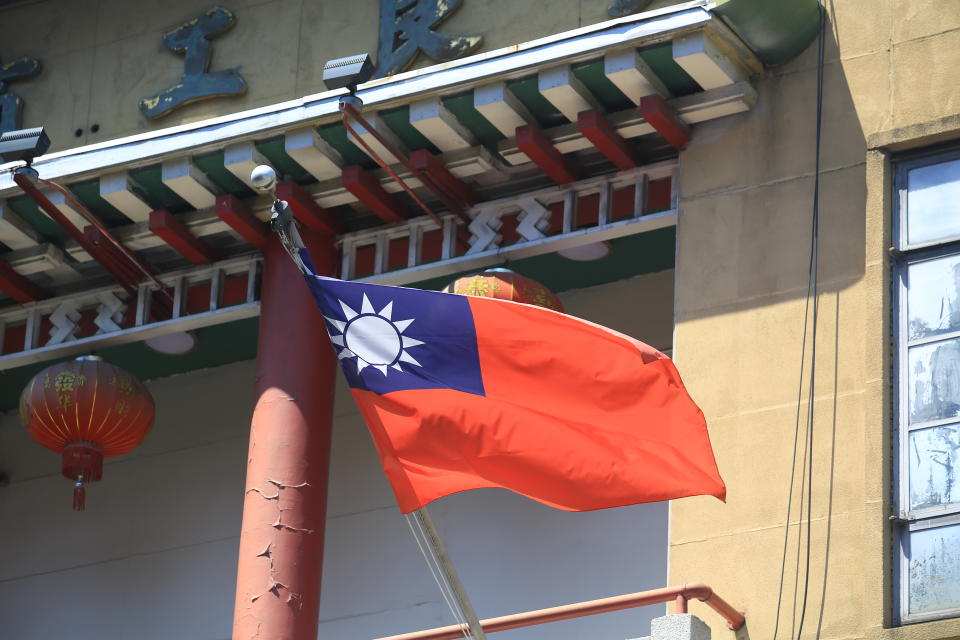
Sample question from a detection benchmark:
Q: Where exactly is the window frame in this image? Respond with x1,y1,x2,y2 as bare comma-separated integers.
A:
893,146,960,625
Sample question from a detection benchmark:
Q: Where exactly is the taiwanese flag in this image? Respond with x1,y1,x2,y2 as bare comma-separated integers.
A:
300,257,725,513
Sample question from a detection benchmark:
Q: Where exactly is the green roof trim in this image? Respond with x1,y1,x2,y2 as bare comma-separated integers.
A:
637,44,701,96
410,226,676,293
507,77,565,128
379,106,439,154
7,195,65,242
130,165,192,214
571,60,634,113
194,150,254,196
0,316,260,413
70,180,132,226
442,93,505,148
256,138,313,184
712,0,820,67
318,123,376,168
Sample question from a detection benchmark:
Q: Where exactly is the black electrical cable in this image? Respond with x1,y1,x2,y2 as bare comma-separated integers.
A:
772,4,827,639
772,206,815,640
795,3,827,638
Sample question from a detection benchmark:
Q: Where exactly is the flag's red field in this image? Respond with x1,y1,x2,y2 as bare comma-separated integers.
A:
349,295,726,513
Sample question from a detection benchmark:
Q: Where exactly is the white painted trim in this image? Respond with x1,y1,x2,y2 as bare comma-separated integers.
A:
99,171,153,222
0,4,721,194
358,210,677,286
0,204,676,369
0,302,261,370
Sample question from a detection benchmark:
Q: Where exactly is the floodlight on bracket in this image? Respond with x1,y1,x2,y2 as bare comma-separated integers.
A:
0,126,50,170
322,54,472,245
2,126,172,308
321,53,375,101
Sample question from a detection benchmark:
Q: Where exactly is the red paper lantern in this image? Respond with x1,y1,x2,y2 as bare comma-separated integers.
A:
19,356,155,511
444,268,564,312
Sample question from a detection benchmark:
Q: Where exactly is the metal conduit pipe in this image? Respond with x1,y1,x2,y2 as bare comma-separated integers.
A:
372,583,745,640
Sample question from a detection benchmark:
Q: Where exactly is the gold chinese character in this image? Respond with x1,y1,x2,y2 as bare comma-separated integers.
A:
118,376,134,395
54,371,77,392
114,399,130,416
58,394,73,410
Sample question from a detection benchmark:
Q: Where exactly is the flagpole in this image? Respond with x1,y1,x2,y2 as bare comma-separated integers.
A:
411,507,489,640
261,168,488,639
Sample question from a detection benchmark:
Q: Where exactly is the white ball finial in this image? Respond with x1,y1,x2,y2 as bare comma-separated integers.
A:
250,164,277,194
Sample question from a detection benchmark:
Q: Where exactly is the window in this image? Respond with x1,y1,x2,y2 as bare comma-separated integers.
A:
895,148,960,623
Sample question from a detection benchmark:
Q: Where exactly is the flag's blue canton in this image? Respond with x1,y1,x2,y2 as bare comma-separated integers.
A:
304,275,486,397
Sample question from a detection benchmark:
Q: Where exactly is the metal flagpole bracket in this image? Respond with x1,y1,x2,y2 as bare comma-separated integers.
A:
250,164,312,275
270,198,311,273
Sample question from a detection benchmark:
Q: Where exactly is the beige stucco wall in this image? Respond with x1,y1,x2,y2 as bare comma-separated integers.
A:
0,270,675,640
668,2,960,640
0,0,680,153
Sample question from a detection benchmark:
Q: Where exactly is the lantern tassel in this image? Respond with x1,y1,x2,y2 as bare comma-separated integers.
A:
73,481,85,512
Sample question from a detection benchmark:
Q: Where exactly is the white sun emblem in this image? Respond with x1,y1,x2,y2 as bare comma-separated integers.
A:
324,293,424,375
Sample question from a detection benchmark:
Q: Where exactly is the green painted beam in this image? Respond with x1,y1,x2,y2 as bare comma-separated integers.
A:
0,317,260,412
442,92,505,148
70,180,133,226
318,123,376,168
507,77,565,128
130,165,192,214
379,106,439,153
7,195,65,242
637,44,701,96
256,138,313,184
411,226,676,293
194,150,254,196
572,60,634,113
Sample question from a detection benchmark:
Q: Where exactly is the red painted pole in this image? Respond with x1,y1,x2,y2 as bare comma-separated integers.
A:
232,229,338,640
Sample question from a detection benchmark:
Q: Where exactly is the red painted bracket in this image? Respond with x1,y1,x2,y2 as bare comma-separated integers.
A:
342,165,405,224
577,109,641,171
0,258,45,304
149,209,219,265
515,125,580,185
216,194,269,250
276,180,344,235
409,149,478,206
640,95,690,150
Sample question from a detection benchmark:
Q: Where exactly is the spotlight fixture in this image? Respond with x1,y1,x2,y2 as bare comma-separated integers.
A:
322,53,375,93
0,126,50,165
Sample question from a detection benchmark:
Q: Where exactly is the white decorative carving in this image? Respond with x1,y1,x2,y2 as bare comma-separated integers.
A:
517,198,551,241
467,207,503,255
95,292,128,334
0,255,264,372
48,301,82,345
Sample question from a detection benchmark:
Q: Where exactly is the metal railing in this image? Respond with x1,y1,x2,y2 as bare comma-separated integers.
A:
372,583,745,640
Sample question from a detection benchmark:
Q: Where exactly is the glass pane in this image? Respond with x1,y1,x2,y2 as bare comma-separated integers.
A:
908,522,960,616
910,425,960,510
909,338,960,424
907,158,960,245
908,254,960,340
